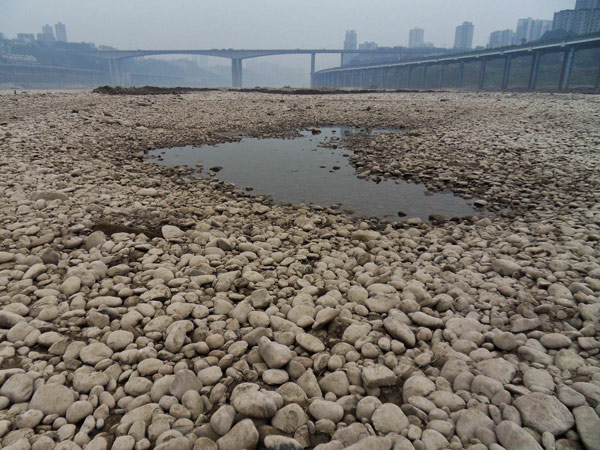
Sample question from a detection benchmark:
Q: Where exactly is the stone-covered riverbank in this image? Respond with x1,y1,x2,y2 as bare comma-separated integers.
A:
0,89,599,450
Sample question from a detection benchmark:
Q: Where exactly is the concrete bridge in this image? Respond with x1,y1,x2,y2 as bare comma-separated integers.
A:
77,48,408,87
313,34,600,92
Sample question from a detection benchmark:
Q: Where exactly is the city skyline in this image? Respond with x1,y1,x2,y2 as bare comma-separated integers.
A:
1,0,572,70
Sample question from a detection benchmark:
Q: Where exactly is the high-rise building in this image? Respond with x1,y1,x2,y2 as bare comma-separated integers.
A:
38,24,56,42
55,22,67,42
344,30,357,50
488,29,514,48
343,30,358,65
576,0,600,9
454,22,474,50
17,33,36,42
513,18,553,44
409,27,424,48
530,20,553,41
358,41,378,50
43,24,55,39
514,18,533,44
554,6,600,35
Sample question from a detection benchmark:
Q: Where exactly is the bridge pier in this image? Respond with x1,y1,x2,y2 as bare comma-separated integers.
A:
439,64,445,89
310,53,316,88
108,59,121,86
407,66,414,88
231,58,243,88
458,61,465,88
421,65,428,89
528,52,541,90
559,48,575,91
501,55,512,91
392,67,401,88
478,59,487,90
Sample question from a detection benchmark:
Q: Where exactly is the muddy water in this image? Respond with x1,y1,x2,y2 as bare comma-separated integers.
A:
146,128,485,221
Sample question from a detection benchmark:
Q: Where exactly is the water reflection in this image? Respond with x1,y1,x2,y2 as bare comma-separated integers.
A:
146,128,483,221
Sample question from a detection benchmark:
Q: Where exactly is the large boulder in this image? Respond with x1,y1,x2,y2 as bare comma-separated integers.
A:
216,419,259,450
0,374,33,403
232,390,278,419
371,403,409,434
496,420,543,450
30,384,75,416
514,392,574,436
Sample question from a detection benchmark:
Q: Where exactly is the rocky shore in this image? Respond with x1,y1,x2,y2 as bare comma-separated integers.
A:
0,89,598,450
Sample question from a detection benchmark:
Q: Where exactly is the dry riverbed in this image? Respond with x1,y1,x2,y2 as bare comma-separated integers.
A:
0,89,599,450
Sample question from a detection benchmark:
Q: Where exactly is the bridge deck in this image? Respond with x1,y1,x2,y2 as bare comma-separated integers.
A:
83,49,408,61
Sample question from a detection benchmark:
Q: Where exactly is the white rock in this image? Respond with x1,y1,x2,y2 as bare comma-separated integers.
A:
232,390,278,419
106,330,134,351
60,277,81,296
514,393,574,436
492,258,521,276
308,399,344,423
271,403,307,434
361,365,397,388
371,403,409,434
161,225,185,242
30,384,75,416
258,337,293,369
66,400,93,423
0,373,33,403
296,333,325,353
496,420,543,450
79,343,113,365
574,406,600,450
210,405,236,436
198,366,222,385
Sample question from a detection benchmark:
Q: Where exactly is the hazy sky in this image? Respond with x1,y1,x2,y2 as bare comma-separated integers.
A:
2,0,574,69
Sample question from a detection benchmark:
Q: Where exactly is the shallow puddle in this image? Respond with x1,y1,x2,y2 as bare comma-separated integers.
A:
146,128,485,221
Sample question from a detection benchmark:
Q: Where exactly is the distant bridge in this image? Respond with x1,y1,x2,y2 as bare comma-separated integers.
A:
313,34,600,92
75,48,409,87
